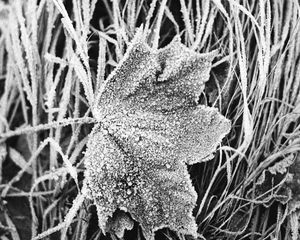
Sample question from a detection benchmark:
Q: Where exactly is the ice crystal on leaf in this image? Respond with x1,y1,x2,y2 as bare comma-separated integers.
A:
84,33,231,239
105,211,134,238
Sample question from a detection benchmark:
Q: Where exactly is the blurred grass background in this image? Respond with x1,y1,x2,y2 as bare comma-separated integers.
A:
0,0,300,239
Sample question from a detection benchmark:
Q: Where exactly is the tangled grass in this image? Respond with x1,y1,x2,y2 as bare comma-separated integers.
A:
0,0,300,239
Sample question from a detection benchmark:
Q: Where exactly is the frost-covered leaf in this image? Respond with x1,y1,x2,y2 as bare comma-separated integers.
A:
268,154,295,175
254,154,296,206
93,36,217,120
84,34,231,239
257,154,295,185
85,126,198,239
105,210,134,238
285,154,300,212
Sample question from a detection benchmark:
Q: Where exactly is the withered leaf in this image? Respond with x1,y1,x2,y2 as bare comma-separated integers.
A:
84,34,231,239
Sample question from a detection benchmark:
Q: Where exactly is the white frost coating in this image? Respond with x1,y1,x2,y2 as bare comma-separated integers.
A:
84,34,231,239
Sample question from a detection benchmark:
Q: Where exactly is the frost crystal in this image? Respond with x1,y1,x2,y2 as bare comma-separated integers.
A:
105,211,134,238
84,35,231,239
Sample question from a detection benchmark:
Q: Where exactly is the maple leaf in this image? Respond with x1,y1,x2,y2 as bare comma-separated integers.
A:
84,33,231,239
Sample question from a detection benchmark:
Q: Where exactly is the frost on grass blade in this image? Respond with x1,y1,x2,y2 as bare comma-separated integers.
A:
84,35,231,239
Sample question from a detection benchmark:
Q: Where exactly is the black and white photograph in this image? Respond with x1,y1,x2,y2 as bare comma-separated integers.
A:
0,0,299,239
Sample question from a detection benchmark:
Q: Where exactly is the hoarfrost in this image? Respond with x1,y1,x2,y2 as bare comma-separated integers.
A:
84,34,231,239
